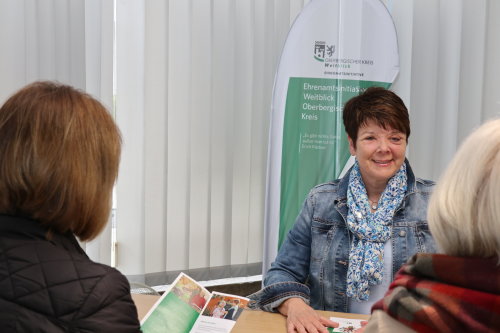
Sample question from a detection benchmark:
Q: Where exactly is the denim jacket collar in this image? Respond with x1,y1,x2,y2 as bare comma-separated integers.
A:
251,159,436,313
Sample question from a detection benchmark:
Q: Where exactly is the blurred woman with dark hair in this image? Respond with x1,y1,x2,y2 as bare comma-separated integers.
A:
0,81,141,332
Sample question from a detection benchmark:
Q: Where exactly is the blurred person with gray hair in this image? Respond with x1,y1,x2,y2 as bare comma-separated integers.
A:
364,118,500,333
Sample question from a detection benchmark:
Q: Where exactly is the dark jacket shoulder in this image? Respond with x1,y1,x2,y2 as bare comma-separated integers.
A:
0,215,141,332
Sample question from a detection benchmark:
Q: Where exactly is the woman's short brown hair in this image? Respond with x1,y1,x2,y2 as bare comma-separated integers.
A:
343,87,410,146
0,81,121,241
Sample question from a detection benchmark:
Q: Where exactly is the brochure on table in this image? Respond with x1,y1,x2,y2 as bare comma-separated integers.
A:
328,317,365,333
141,272,250,333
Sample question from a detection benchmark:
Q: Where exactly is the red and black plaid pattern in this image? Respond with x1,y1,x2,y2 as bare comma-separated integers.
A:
372,253,500,333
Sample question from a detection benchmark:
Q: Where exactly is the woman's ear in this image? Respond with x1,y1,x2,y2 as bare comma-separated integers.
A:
348,136,356,156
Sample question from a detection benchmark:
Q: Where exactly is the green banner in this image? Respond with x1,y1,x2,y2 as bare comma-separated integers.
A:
278,78,390,246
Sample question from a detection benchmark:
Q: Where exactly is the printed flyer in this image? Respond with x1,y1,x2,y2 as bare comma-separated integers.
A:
141,273,249,333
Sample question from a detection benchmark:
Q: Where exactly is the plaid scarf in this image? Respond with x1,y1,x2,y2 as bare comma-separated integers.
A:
372,253,500,333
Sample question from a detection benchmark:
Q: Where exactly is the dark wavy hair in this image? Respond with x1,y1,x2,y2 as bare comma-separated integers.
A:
343,87,410,146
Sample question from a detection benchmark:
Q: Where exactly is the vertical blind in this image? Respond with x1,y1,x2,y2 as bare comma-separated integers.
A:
0,0,114,264
114,0,312,285
0,0,499,287
407,0,500,180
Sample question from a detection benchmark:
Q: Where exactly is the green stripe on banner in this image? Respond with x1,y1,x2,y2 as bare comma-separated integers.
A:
278,78,391,247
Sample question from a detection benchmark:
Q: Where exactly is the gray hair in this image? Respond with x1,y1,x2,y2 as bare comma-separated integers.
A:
428,118,500,259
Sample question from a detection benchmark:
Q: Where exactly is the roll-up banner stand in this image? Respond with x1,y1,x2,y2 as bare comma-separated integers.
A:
263,0,399,272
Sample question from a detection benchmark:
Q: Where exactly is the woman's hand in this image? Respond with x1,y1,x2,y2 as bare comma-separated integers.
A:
278,298,339,333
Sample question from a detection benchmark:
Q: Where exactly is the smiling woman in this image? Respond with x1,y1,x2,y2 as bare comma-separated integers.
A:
344,87,410,205
249,87,437,333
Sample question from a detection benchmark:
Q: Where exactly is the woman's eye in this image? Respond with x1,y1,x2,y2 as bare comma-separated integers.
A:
364,136,375,141
390,137,402,143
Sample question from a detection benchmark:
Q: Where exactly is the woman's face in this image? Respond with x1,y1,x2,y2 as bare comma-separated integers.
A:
348,119,407,186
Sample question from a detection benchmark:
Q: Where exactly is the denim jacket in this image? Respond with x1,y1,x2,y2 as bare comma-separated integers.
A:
249,160,436,312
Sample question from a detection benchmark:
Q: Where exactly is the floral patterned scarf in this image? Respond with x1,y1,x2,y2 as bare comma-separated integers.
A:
346,160,407,301
372,253,500,332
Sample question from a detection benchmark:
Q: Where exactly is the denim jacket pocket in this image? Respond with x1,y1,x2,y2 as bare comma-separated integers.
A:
310,219,336,263
415,223,437,253
392,221,437,275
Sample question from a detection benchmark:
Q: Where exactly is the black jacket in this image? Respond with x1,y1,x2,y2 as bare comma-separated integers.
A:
0,215,141,332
